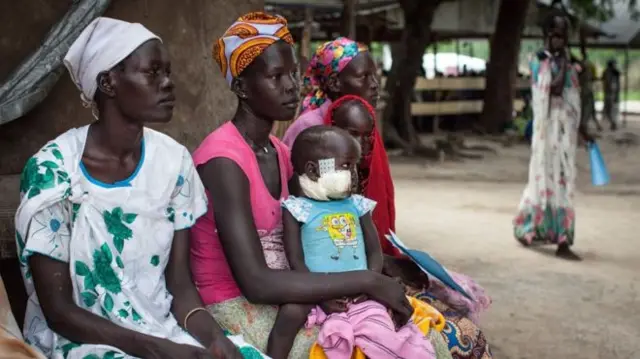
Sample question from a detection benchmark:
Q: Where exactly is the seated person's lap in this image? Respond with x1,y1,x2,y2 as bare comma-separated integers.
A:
209,297,319,358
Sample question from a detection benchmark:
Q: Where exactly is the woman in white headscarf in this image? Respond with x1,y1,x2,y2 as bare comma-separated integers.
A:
14,17,266,359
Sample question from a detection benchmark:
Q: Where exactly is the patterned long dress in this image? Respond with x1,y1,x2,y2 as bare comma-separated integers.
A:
14,126,267,358
514,51,581,246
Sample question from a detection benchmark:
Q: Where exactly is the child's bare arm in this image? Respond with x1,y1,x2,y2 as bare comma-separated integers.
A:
282,208,310,272
361,213,383,273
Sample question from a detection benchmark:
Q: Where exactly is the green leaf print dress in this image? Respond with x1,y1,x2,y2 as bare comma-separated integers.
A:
15,126,268,359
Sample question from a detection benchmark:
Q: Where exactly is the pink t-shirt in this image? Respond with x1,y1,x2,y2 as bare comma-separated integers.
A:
190,122,293,305
281,100,332,148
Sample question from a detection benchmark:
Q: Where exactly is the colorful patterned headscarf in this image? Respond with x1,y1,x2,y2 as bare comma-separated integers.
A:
301,37,368,113
213,12,294,86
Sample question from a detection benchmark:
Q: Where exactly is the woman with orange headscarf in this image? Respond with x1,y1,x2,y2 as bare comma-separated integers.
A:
192,13,422,359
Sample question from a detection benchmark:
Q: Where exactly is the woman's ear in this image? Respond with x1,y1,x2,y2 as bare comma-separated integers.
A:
304,161,320,181
231,77,249,100
326,73,341,94
96,71,116,98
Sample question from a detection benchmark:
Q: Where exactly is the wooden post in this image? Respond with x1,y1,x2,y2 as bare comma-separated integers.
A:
342,0,357,39
624,46,629,128
432,41,439,134
300,6,313,59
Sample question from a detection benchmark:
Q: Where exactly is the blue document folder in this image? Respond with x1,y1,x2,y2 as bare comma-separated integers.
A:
386,231,473,300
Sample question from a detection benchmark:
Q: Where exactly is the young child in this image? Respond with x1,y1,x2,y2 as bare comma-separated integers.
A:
267,126,436,359
325,95,491,324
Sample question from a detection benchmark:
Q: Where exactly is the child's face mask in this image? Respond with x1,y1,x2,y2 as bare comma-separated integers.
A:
299,158,352,201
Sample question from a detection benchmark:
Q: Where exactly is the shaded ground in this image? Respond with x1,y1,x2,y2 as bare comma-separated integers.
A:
389,123,640,359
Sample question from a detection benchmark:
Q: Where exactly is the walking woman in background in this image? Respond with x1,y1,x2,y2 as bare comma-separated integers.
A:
514,10,594,261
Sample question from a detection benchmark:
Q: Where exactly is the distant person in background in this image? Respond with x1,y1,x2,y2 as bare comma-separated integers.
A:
461,65,468,76
413,66,428,132
513,11,594,261
602,59,621,131
578,50,602,131
510,94,533,143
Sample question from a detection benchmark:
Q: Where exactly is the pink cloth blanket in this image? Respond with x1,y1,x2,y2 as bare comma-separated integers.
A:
428,270,492,325
306,300,436,359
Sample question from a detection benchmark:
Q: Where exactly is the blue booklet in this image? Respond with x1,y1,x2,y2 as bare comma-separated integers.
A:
386,230,473,300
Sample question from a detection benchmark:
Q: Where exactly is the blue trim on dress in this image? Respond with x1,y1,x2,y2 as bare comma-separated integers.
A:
80,138,146,188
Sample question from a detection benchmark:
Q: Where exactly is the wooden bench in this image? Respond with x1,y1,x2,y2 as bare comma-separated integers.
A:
381,76,529,117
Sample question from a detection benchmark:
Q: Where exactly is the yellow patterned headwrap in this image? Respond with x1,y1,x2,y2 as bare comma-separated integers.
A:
213,12,294,85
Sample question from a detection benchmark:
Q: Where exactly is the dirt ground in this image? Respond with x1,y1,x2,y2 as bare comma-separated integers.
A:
389,120,640,359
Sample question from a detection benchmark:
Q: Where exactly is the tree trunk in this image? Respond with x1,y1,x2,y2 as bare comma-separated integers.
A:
480,0,531,134
382,0,442,151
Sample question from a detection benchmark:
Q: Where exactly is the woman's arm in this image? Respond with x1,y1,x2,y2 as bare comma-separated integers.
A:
198,158,380,305
281,209,309,272
550,55,568,97
29,255,184,358
361,213,383,273
165,230,240,358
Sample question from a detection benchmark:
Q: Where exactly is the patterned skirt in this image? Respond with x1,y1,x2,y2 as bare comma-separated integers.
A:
416,292,492,359
208,293,492,359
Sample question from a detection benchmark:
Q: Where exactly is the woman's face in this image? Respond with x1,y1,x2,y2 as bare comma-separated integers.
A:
547,17,568,52
238,41,300,122
334,52,380,107
332,102,374,156
107,40,175,123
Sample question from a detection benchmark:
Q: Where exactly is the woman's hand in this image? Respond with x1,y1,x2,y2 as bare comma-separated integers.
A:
579,125,595,145
351,294,369,305
143,340,213,359
383,255,430,291
365,272,414,327
582,132,595,145
208,335,243,359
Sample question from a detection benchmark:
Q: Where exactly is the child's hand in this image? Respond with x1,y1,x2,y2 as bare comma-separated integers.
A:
320,298,349,314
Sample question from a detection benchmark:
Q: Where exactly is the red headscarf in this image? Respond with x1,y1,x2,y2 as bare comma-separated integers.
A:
324,95,401,257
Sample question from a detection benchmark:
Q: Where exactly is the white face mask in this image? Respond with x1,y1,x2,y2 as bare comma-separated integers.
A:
299,170,352,201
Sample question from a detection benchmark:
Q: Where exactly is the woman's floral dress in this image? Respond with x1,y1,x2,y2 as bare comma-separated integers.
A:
14,126,266,358
514,51,581,246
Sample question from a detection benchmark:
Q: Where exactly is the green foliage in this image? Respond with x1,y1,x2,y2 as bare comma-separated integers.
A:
566,0,638,22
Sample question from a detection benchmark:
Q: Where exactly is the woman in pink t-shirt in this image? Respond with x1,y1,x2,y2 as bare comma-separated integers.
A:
190,13,412,358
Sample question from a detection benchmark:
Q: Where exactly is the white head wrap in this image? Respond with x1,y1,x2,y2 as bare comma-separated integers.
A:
64,17,161,107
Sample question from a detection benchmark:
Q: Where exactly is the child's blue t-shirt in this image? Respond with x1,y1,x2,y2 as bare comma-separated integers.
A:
281,195,377,273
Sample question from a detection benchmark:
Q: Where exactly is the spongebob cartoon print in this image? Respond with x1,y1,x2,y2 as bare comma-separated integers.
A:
317,213,359,260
